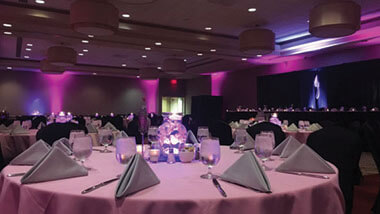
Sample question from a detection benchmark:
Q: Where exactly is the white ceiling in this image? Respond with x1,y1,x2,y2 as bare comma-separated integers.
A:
0,0,380,78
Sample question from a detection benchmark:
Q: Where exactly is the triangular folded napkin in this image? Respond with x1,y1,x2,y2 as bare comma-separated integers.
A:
86,124,98,133
277,136,302,158
276,144,335,174
21,147,88,184
272,137,290,155
11,125,29,135
10,140,51,165
120,131,128,138
243,134,255,150
286,123,298,132
53,139,73,155
0,124,10,133
186,130,199,145
104,122,118,131
37,122,46,129
115,154,160,198
220,151,271,193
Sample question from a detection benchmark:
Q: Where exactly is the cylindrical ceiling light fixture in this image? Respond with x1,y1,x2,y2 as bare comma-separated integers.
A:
40,59,65,74
47,46,77,66
239,28,275,55
163,58,186,75
140,67,159,80
309,1,361,38
70,0,119,36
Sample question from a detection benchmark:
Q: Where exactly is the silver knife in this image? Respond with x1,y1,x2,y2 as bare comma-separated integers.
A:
81,175,121,194
7,172,26,177
280,171,330,179
212,178,227,197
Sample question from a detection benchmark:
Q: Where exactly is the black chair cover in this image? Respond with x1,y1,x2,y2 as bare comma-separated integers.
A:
31,116,47,129
36,122,88,145
209,120,234,146
246,122,286,147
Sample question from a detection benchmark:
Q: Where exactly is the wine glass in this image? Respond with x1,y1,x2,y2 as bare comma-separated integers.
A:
234,129,247,153
200,138,221,179
98,129,114,153
148,126,158,143
197,126,209,143
254,134,274,170
298,120,305,130
115,137,136,164
72,136,93,169
69,130,85,148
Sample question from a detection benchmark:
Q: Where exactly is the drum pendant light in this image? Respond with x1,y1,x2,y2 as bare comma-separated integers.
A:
47,46,77,67
239,28,275,55
163,59,186,75
40,59,65,74
309,1,361,38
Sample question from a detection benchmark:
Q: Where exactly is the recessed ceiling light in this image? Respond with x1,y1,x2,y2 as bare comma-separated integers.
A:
136,75,140,78
26,43,33,47
3,23,12,27
25,48,32,51
241,58,247,61
142,55,147,58
78,53,84,56
145,47,151,51
93,73,97,75
122,14,130,18
205,27,212,31
24,56,30,59
248,8,257,12
3,32,12,35
35,0,45,4
122,64,127,67
210,49,216,52
88,34,94,38
197,53,203,56
81,40,89,44
257,55,262,57
6,67,12,70
307,20,310,23
157,66,162,70
184,59,187,62
155,42,162,46
83,49,88,52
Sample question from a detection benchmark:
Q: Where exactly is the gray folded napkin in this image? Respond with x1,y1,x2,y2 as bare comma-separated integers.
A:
21,147,88,184
286,123,298,132
86,124,98,133
0,124,10,133
115,153,160,198
279,136,302,158
10,140,51,165
11,125,29,135
104,122,118,131
53,140,73,155
243,134,255,150
307,123,322,131
220,151,271,193
186,130,199,145
37,122,46,129
272,136,291,155
120,131,128,138
276,144,335,174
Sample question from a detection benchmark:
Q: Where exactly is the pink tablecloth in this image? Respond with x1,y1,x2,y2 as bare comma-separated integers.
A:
284,130,313,144
0,129,38,161
0,146,344,214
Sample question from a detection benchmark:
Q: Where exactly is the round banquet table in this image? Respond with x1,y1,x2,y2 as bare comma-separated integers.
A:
0,129,38,162
0,146,345,214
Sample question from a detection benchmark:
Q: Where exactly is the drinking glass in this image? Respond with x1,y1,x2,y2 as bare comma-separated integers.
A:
197,127,209,143
115,137,136,164
234,129,247,153
98,129,114,153
200,138,221,179
254,134,274,170
148,126,158,143
298,120,305,130
72,136,93,168
69,130,85,148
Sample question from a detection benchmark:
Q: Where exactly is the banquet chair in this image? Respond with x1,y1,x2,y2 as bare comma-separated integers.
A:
209,120,234,146
36,122,88,145
362,120,380,214
319,120,336,128
307,126,362,214
182,115,193,131
246,122,286,147
101,116,124,131
126,117,142,144
31,116,47,129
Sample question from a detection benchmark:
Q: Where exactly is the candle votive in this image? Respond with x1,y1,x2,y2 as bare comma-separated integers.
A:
149,149,160,163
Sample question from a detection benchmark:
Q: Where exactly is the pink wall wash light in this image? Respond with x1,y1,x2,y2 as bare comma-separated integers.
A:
211,72,227,96
43,73,71,113
140,79,159,113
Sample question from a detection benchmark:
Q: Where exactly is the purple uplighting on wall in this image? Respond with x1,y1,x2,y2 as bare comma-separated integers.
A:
43,73,71,113
140,79,159,113
211,72,227,96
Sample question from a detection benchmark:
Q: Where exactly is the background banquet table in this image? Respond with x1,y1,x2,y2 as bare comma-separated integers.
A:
0,146,344,214
0,129,37,162
283,130,313,144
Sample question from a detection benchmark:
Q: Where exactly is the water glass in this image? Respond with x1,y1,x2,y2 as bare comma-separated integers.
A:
98,129,114,153
200,138,221,179
115,137,136,164
69,130,85,148
148,126,158,143
197,127,209,143
73,136,93,168
234,129,247,153
298,120,305,130
254,135,274,170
